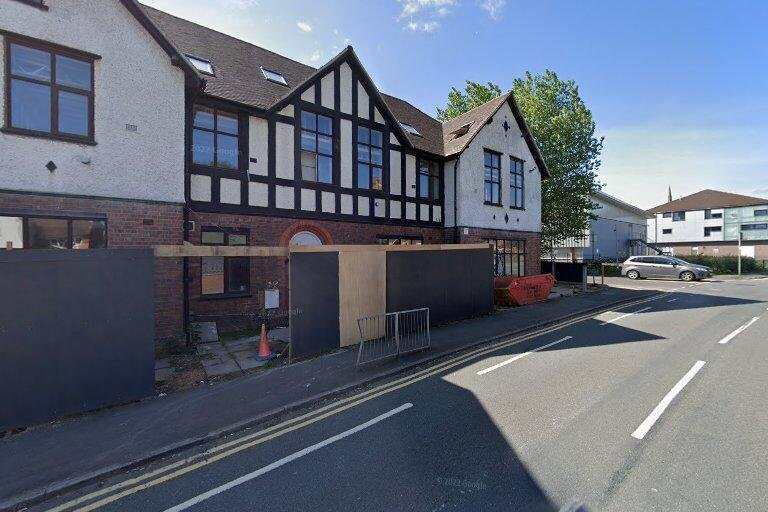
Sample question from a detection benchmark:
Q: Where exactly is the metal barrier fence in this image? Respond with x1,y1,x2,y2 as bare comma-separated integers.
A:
356,308,431,366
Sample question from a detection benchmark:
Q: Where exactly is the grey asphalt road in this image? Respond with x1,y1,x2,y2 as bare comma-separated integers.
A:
36,277,768,512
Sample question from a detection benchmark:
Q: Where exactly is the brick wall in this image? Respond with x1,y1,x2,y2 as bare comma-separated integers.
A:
0,191,184,342
452,226,542,276
187,211,447,332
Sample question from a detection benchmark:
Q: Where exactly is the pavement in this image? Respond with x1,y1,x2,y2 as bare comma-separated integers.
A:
25,275,767,512
0,284,656,510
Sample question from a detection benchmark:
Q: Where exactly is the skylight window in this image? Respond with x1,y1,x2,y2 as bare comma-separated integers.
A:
400,122,421,137
186,54,214,75
261,67,287,86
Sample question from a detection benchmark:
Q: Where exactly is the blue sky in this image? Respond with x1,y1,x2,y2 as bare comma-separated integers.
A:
143,0,768,209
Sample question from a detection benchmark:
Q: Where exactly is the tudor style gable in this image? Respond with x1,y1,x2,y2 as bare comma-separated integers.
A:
187,50,444,227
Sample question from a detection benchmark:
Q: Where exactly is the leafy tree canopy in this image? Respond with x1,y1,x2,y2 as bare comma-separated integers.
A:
435,81,502,121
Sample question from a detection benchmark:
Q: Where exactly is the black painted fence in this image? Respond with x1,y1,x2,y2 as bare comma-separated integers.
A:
540,261,587,283
0,249,156,431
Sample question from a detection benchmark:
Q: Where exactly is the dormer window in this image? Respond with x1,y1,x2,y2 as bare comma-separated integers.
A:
186,55,214,75
450,123,472,139
261,67,287,86
399,122,421,137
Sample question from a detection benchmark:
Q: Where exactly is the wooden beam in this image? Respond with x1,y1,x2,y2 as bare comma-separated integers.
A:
154,245,289,258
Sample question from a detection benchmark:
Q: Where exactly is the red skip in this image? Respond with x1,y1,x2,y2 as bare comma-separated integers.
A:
494,274,557,307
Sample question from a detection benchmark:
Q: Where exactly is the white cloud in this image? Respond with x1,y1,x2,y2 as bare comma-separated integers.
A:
308,49,322,63
398,0,457,18
296,21,312,33
397,0,455,32
478,0,506,20
406,20,440,32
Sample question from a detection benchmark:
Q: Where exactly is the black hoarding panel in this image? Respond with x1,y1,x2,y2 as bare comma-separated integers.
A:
0,249,155,431
386,248,493,325
289,252,340,359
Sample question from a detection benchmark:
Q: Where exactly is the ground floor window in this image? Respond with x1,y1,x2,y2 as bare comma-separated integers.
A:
484,238,525,277
0,214,106,250
201,227,250,296
377,235,424,245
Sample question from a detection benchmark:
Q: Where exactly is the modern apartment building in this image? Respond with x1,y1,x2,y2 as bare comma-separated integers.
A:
1,0,549,341
647,189,768,259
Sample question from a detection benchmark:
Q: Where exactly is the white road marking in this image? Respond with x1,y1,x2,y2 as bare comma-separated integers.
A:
161,403,413,512
718,317,761,345
631,361,706,440
477,336,574,376
667,298,678,303
602,307,652,325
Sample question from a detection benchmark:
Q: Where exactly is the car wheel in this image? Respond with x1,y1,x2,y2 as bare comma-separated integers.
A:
626,270,640,280
680,271,695,282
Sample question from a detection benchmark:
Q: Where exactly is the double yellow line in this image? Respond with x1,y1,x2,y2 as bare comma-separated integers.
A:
47,293,663,512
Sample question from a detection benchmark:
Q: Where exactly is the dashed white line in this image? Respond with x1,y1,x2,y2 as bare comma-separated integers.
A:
667,298,678,303
631,361,706,440
602,307,652,325
477,336,574,376
718,317,761,345
161,403,414,512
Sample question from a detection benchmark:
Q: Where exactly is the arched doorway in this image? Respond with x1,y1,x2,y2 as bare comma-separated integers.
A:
289,230,323,246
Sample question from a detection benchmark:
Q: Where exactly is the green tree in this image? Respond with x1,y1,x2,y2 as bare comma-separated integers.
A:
435,81,503,121
437,71,603,253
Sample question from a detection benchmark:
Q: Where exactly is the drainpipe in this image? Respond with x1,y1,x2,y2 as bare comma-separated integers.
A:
182,206,191,347
453,156,460,243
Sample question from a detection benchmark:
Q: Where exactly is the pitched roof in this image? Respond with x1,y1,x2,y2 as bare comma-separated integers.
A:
647,189,768,214
137,3,549,173
593,190,649,218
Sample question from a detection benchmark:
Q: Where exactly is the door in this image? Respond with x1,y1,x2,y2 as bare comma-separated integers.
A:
653,257,678,278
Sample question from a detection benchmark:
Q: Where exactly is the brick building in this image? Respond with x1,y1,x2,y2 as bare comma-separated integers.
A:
1,0,549,343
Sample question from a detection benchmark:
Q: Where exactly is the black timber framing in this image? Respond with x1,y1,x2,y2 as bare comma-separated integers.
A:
184,59,445,227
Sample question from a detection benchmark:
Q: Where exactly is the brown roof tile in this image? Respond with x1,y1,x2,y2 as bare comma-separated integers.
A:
647,189,768,214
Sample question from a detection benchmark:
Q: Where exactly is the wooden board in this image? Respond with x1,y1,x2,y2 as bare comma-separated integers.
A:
338,251,387,347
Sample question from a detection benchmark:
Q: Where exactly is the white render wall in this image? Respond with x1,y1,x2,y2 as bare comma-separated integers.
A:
0,0,186,203
647,209,725,243
453,102,542,232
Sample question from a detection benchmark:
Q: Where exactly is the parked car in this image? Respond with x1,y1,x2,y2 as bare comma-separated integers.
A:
620,256,712,281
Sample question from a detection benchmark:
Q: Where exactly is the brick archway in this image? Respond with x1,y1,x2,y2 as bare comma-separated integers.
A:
278,221,333,246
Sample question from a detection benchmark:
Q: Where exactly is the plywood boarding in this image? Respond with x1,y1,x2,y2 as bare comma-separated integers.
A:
338,251,387,347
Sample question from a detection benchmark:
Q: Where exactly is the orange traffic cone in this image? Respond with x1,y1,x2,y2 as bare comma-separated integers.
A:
258,323,272,360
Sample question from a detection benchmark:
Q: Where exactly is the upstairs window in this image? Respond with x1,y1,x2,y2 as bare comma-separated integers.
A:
301,111,333,184
192,106,239,170
704,226,722,237
186,54,214,75
6,39,94,142
742,223,768,231
510,157,525,209
672,211,686,221
483,150,501,206
754,209,768,217
357,126,383,190
704,209,723,219
261,67,287,86
418,159,439,200
662,212,672,218
662,228,672,234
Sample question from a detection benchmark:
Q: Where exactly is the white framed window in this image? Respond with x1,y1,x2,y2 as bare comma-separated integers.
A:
186,54,214,75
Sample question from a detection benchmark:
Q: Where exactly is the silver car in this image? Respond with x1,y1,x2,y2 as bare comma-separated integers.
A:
621,256,712,281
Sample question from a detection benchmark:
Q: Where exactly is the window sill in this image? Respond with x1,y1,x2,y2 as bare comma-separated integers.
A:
509,206,526,211
9,0,48,10
1,126,95,146
198,292,252,301
483,201,503,207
